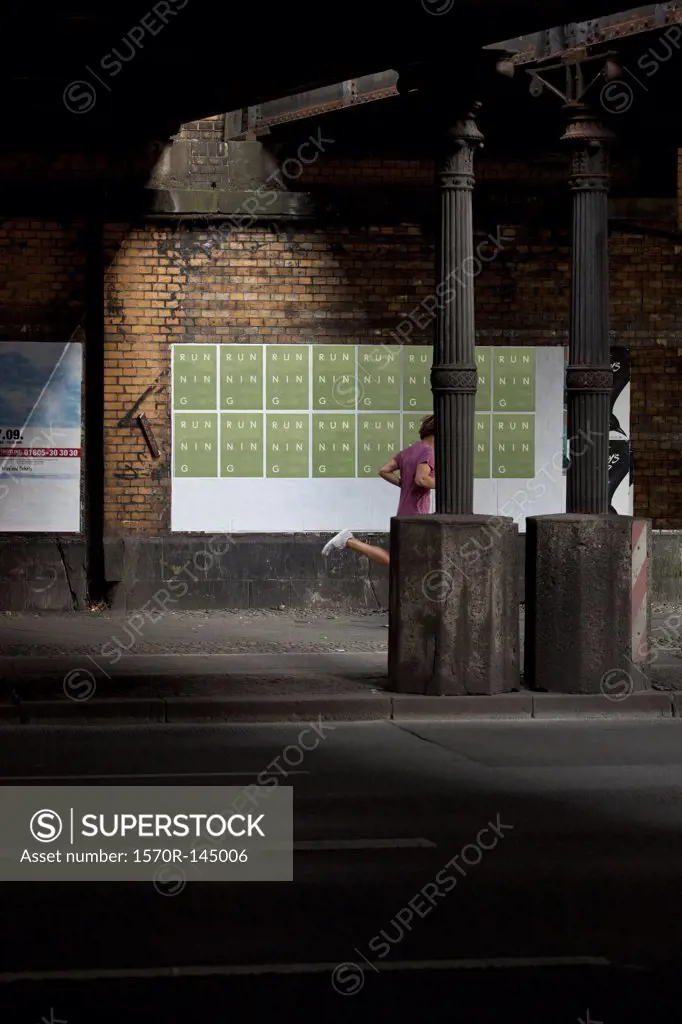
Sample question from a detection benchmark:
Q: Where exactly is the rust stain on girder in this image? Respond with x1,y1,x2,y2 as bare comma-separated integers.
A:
226,72,399,136
223,3,682,135
252,87,398,131
505,2,682,64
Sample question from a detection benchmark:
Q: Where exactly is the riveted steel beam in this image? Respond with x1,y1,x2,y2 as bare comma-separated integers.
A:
492,2,682,65
219,5,682,139
224,71,399,138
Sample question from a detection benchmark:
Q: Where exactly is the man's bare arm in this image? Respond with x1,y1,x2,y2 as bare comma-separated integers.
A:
415,462,436,489
378,457,401,486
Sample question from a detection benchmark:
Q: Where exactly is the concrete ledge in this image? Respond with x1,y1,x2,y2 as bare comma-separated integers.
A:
103,534,391,613
10,527,682,613
391,694,532,720
652,531,682,603
164,694,393,723
531,692,673,719
0,537,87,612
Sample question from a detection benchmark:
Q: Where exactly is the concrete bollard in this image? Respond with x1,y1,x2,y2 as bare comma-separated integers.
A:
388,514,519,696
524,514,651,694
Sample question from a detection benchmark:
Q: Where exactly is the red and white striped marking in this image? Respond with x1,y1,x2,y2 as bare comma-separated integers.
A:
631,519,649,664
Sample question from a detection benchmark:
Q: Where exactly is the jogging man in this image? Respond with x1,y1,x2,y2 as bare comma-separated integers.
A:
321,414,436,567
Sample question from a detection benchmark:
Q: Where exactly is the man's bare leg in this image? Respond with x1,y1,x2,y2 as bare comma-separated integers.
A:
346,537,390,567
321,529,389,568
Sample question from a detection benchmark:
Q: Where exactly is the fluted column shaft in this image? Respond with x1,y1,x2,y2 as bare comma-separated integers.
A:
563,106,613,513
433,109,483,514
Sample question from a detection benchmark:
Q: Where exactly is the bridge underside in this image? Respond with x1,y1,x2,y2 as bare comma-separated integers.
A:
0,1,681,618
1,0,635,145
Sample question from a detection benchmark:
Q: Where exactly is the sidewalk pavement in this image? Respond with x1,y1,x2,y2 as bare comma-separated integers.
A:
1,607,681,723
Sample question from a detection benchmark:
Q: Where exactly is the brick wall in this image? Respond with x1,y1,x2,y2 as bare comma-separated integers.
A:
298,152,640,189
0,219,86,339
99,194,682,532
103,224,182,534
611,227,682,527
1,149,681,539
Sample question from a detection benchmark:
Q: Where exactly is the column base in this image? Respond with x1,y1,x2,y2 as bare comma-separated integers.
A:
388,515,519,696
525,514,652,695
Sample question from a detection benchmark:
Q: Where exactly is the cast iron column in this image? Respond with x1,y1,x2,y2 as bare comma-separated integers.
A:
432,107,484,514
562,104,614,513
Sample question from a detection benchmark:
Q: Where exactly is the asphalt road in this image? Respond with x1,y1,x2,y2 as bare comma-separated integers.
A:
3,965,679,1023
1,719,682,1020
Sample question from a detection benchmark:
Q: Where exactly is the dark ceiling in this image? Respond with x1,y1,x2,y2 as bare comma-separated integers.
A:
0,0,638,144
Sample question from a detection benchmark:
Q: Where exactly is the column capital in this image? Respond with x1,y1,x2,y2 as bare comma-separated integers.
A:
439,104,484,190
561,103,614,191
444,105,484,147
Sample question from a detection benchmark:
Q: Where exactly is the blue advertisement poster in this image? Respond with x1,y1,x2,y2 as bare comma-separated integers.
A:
0,342,83,532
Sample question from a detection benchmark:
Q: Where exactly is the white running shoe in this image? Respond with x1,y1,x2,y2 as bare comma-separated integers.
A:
322,529,353,556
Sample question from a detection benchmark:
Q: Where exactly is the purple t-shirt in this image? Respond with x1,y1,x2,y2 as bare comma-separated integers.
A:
394,441,435,516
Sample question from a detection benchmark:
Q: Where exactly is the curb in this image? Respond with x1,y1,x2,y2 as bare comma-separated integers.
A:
0,691,677,725
391,694,534,720
531,692,672,719
164,695,393,723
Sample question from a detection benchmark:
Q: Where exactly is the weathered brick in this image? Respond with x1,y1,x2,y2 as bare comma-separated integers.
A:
1,141,681,540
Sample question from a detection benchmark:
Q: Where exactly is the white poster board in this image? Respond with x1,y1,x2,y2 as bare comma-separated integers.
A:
0,342,83,533
171,344,566,533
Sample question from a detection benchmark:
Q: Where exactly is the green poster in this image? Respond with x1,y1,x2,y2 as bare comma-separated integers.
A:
266,346,309,409
312,345,356,410
493,348,535,411
173,414,218,477
474,414,492,478
403,414,433,450
402,346,432,411
221,414,263,477
173,346,217,410
220,346,263,410
313,415,355,478
266,414,309,477
476,347,492,411
357,345,401,410
493,414,535,478
171,344,545,488
357,415,401,477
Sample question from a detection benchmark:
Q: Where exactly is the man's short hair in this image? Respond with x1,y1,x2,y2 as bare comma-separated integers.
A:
419,415,435,439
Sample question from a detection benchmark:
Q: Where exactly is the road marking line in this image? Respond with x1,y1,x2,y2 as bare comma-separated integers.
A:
293,838,436,850
0,771,310,782
0,956,614,984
